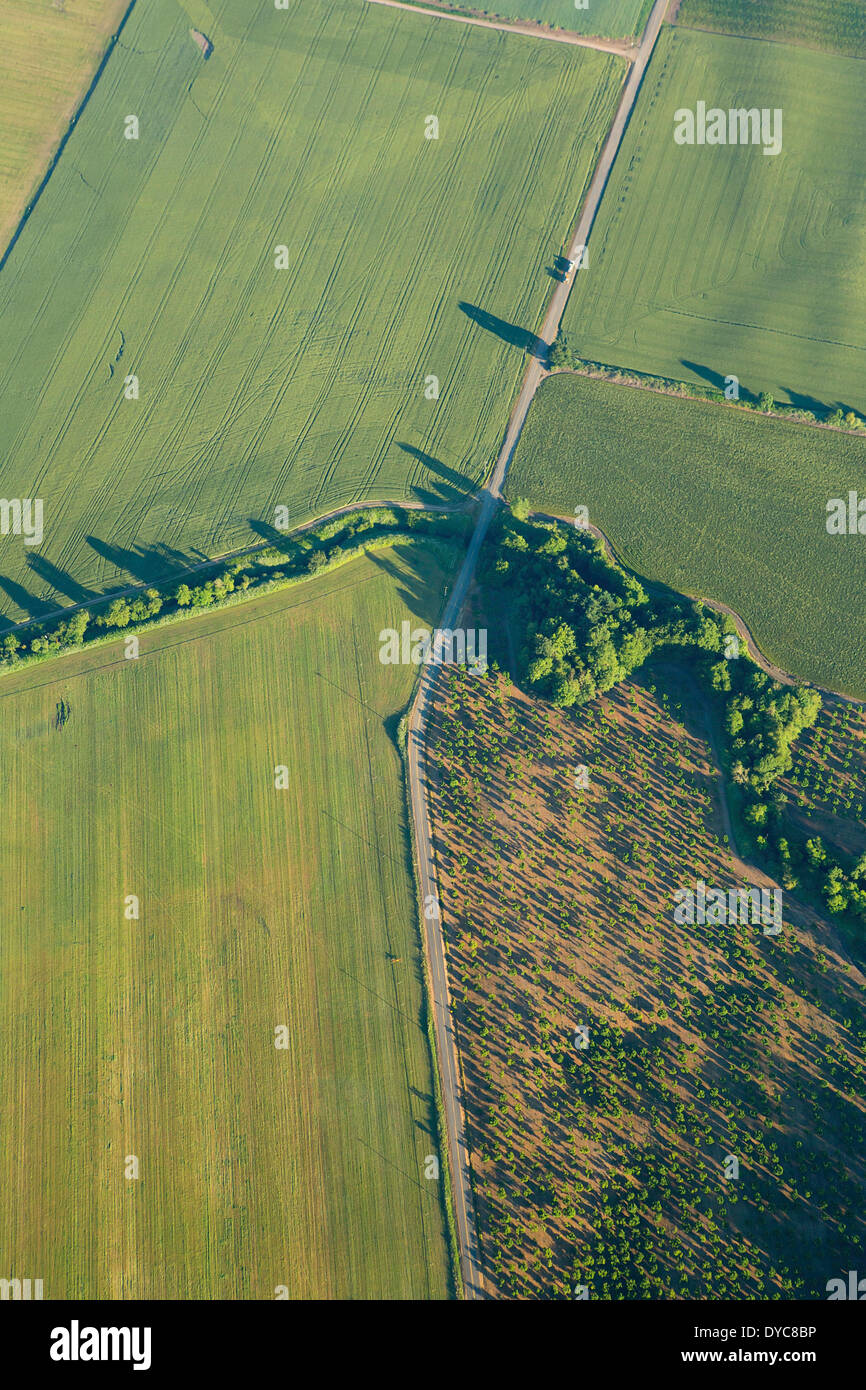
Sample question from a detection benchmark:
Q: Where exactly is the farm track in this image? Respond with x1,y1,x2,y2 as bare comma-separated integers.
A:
365,0,639,56
405,0,670,1299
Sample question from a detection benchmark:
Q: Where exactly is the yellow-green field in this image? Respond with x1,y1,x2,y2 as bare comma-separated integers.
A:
561,26,866,415
0,0,130,257
0,544,453,1298
0,0,623,620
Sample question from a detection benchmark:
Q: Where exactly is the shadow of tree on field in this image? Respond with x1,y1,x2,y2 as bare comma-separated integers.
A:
26,554,95,606
784,387,829,416
0,574,56,620
396,441,476,507
86,536,201,587
460,301,542,359
248,518,303,561
680,358,727,389
681,358,762,405
364,542,445,630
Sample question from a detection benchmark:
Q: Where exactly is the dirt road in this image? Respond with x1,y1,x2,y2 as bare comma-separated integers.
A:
404,0,671,1299
365,0,638,57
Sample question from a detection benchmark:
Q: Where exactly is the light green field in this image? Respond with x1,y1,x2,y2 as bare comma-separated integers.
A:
0,0,129,257
0,543,453,1298
0,0,623,622
403,0,653,38
561,26,866,414
507,373,866,698
677,0,866,59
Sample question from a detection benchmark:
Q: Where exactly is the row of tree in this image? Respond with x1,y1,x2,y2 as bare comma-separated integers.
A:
549,333,866,431
0,508,469,669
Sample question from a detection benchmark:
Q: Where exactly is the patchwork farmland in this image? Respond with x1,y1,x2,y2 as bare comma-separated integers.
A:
0,544,453,1298
0,0,130,258
560,25,866,414
0,0,623,622
507,373,866,698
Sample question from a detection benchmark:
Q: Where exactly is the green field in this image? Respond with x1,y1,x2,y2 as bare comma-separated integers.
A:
403,0,653,38
677,0,866,59
0,543,454,1298
0,0,129,257
506,373,866,697
561,26,866,414
0,0,623,622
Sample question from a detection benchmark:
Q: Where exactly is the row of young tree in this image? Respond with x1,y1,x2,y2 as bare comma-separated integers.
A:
429,661,865,1298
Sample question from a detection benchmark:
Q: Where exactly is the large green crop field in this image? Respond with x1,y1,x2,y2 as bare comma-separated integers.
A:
676,0,866,59
507,373,866,698
561,27,866,414
0,543,454,1298
404,0,653,38
0,0,623,623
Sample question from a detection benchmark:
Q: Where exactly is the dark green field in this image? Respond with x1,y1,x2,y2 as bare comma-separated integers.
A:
507,372,866,697
677,0,866,59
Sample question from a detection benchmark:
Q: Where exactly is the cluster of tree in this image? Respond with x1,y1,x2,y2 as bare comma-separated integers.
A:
485,512,739,709
485,512,656,708
710,660,821,794
486,509,821,836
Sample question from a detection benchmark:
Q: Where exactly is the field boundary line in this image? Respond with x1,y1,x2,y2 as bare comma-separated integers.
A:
668,17,866,62
549,365,866,437
364,0,639,56
0,0,140,275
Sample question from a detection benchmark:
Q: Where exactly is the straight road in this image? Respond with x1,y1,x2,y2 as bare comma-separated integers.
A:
405,0,670,1299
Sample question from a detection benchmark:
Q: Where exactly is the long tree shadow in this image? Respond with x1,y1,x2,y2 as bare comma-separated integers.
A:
86,536,200,586
248,518,303,560
784,387,829,417
681,358,759,404
396,441,476,506
364,543,442,624
459,301,543,359
680,358,726,390
0,574,56,620
26,554,95,605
